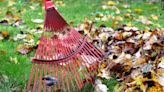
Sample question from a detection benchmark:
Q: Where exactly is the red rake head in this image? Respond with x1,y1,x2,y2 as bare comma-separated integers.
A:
44,0,68,32
26,1,104,92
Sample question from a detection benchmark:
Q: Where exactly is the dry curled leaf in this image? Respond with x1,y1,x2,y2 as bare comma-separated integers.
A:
16,44,32,55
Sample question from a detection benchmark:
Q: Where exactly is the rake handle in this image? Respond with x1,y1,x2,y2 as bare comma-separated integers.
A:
44,0,54,10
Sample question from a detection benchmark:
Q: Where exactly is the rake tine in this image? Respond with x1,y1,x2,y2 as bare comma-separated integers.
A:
26,64,35,92
38,65,43,92
83,46,99,74
43,65,47,92
79,52,94,84
65,65,76,92
81,47,97,74
51,64,56,91
64,66,71,92
72,59,84,88
75,58,90,84
83,46,98,70
56,63,60,90
58,64,61,90
48,64,51,92
32,65,38,92
61,64,66,92
68,61,81,89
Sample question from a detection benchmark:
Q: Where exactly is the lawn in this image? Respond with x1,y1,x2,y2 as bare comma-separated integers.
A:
0,0,163,92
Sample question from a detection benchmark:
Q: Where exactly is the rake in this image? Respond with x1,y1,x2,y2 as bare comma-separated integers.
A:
26,0,104,92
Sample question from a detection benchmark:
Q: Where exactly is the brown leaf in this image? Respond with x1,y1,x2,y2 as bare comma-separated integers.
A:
134,56,148,66
0,49,7,55
0,31,9,38
5,11,14,18
113,32,123,40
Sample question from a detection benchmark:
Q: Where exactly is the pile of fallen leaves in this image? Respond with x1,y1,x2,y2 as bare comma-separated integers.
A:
77,18,164,92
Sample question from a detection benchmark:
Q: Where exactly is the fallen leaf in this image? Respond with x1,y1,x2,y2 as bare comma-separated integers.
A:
16,44,31,55
0,31,9,38
31,19,44,23
156,75,164,87
151,14,159,20
124,13,131,18
142,32,152,40
13,34,27,41
134,8,142,13
5,11,14,18
107,1,116,6
141,64,153,73
113,34,123,41
158,57,164,68
10,57,18,64
114,16,123,21
121,4,130,8
94,79,108,92
97,69,111,79
0,20,8,26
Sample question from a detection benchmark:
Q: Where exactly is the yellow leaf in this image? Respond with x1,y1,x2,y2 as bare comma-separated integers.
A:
161,57,164,62
101,63,106,68
151,15,159,20
13,16,20,20
26,34,34,40
127,22,133,27
36,41,40,45
112,21,119,27
107,1,116,6
56,1,65,6
97,72,102,77
134,8,142,13
124,13,131,18
153,23,161,27
144,27,151,32
114,16,123,21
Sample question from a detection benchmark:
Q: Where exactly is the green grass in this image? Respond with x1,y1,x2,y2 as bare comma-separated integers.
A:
0,0,163,92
